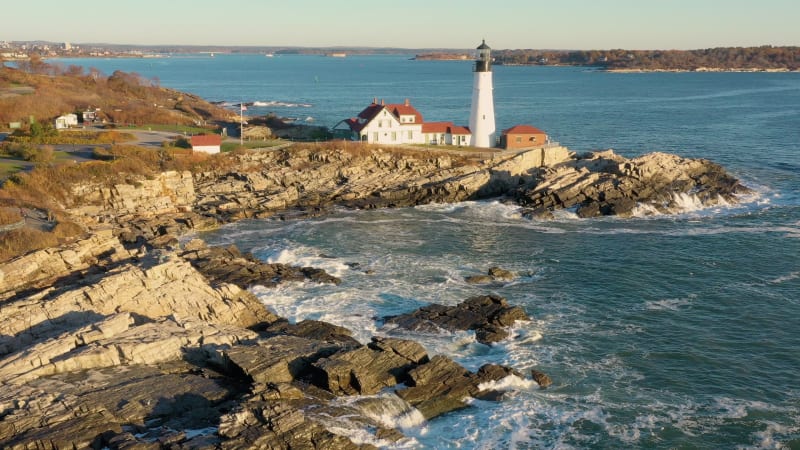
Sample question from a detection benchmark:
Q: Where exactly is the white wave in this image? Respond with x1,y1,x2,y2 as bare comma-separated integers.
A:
769,271,800,284
347,393,428,430
252,100,313,108
644,295,696,311
260,246,351,277
478,374,539,392
413,202,465,213
744,421,800,450
673,192,710,212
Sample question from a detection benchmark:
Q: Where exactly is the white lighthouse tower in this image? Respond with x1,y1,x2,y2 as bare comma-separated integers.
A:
469,40,496,148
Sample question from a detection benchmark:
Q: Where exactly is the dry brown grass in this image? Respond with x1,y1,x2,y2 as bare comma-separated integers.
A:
0,207,23,226
0,65,234,127
0,228,60,262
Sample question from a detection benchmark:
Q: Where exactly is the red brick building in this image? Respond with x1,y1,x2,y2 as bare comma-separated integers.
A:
500,125,548,150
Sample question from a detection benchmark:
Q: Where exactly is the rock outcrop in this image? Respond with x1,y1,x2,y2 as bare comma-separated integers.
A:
384,294,529,344
0,228,133,299
518,150,748,218
63,146,572,244
181,238,341,288
0,234,539,449
1,144,745,448
465,266,516,284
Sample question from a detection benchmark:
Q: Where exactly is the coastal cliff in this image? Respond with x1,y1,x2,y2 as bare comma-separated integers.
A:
0,143,748,448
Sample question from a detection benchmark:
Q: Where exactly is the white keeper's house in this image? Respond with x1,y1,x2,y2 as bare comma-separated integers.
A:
333,98,473,146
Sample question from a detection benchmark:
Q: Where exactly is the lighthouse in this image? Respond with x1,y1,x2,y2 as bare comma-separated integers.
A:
468,40,496,148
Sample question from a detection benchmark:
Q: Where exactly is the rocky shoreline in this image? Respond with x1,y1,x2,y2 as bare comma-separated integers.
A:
0,144,748,448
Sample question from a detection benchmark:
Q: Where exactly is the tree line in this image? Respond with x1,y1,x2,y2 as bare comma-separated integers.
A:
492,46,799,70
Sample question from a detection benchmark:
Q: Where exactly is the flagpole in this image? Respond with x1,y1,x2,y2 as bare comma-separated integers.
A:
240,101,244,147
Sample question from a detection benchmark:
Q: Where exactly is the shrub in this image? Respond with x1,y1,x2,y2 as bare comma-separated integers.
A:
174,137,192,149
29,145,55,164
5,142,37,160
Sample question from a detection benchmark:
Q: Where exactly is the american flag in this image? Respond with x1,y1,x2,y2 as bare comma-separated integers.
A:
241,103,247,111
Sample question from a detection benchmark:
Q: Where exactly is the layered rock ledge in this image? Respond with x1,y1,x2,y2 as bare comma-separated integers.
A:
1,144,748,448
517,150,749,218
0,236,533,448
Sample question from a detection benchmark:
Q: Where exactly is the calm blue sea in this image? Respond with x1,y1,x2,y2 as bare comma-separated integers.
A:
54,54,800,449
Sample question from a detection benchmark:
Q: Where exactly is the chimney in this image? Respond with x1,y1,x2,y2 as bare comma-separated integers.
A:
372,97,377,104
381,99,385,106
404,98,410,106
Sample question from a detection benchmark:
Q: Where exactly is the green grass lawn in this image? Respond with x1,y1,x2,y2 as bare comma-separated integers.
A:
53,151,72,161
0,159,26,180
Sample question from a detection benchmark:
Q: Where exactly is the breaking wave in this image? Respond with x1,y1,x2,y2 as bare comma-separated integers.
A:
252,100,313,108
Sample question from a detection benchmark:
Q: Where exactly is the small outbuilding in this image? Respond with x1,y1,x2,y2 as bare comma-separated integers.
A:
54,113,78,130
190,134,222,154
500,125,548,150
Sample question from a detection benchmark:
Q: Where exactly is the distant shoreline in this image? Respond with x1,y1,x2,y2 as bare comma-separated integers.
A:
604,67,798,73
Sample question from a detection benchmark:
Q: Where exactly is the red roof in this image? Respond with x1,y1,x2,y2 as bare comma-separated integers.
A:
351,99,425,128
190,134,222,146
422,121,452,133
449,124,471,135
387,103,424,123
503,125,546,135
422,122,471,135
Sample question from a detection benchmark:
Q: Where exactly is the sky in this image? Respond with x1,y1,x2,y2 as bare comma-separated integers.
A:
3,0,799,50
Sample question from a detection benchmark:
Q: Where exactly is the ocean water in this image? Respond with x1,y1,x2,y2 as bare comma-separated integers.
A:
55,54,800,448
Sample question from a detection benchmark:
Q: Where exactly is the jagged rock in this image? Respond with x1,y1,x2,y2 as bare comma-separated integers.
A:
313,337,429,396
384,295,529,344
264,319,361,346
395,358,519,419
0,362,240,450
488,266,515,281
180,240,341,288
0,228,133,299
218,400,374,450
518,150,748,217
0,255,276,358
465,274,494,284
218,335,344,385
465,267,516,284
522,207,555,220
531,369,553,388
